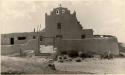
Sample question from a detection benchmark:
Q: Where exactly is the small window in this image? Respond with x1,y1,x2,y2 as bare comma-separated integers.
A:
81,35,85,39
57,22,61,29
56,35,63,38
18,37,26,40
62,9,65,13
33,36,36,39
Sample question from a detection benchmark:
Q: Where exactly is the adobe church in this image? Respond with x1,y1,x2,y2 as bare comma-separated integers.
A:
45,6,93,39
1,5,119,56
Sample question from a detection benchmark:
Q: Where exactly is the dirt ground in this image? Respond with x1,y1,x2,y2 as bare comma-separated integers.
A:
1,56,84,74
55,58,125,74
1,56,125,74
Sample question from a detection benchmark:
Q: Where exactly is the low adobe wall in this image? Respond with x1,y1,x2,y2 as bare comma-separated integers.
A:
56,37,119,55
1,45,23,55
1,39,39,55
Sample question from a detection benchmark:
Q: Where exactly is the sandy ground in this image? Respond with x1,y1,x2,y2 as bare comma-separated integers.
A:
55,58,125,74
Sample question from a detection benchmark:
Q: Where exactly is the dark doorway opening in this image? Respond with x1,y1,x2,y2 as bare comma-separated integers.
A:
10,38,14,45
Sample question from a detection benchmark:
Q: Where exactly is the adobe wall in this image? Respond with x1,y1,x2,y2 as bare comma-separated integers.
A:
1,38,39,55
1,45,23,55
56,37,119,55
1,32,37,45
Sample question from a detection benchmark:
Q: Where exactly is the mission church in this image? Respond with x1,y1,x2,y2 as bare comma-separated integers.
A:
1,5,119,56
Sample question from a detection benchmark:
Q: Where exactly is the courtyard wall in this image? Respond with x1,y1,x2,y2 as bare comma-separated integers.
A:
56,37,119,55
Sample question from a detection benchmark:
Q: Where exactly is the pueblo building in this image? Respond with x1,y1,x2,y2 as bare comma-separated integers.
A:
1,5,119,56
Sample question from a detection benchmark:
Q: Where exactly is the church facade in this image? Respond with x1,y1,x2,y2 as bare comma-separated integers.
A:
1,6,119,56
45,6,93,39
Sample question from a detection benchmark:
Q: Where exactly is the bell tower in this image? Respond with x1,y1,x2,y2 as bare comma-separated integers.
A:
45,6,84,39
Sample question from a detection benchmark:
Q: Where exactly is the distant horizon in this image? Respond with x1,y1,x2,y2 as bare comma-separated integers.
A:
1,0,125,43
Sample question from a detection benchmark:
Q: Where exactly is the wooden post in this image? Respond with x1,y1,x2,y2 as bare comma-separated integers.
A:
20,48,22,56
53,37,55,52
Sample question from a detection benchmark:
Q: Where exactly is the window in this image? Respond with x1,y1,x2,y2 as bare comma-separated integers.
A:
62,9,65,13
81,35,86,39
57,22,61,29
33,36,36,39
18,37,26,40
56,35,63,38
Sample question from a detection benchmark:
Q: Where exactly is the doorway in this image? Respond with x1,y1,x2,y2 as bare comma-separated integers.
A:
10,38,14,45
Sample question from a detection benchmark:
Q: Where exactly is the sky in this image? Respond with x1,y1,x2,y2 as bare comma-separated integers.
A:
0,0,125,43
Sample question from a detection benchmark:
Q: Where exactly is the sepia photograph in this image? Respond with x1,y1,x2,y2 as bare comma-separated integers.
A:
0,0,125,74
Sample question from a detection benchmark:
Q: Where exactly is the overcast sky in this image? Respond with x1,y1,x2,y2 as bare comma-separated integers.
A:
0,0,125,43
